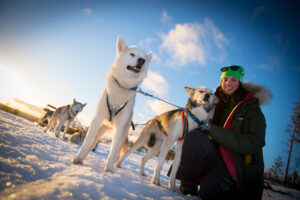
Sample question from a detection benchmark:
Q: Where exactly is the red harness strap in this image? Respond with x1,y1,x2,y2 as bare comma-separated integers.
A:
178,110,186,141
219,92,254,184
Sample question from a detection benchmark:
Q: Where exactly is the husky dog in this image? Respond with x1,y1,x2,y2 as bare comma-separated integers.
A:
38,108,54,126
68,130,99,152
44,99,86,138
71,36,152,173
68,130,85,145
116,86,217,190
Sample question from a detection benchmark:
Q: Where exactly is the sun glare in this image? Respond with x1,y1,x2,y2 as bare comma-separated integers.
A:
0,62,33,104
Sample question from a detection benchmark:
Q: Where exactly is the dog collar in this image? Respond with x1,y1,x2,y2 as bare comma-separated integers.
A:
114,77,138,91
186,109,204,126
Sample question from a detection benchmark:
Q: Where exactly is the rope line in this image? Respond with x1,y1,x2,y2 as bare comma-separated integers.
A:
134,87,184,109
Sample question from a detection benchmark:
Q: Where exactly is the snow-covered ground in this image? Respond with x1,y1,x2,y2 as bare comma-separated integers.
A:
0,110,299,200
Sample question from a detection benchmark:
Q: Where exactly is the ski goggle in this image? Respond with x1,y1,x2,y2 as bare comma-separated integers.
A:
220,65,245,75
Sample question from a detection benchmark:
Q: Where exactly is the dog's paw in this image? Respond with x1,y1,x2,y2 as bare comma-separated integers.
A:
103,166,114,173
71,157,83,164
139,170,146,176
168,183,177,191
114,162,121,168
151,178,160,186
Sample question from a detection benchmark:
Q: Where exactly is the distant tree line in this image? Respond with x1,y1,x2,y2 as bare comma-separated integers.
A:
264,97,300,189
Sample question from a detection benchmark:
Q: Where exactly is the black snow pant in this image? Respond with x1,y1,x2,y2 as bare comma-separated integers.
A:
179,129,239,200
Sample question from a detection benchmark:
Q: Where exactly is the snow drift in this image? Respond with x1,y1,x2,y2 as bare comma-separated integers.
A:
0,110,299,200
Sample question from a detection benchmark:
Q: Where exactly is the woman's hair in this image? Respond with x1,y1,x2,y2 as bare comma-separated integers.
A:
216,82,247,105
212,83,247,126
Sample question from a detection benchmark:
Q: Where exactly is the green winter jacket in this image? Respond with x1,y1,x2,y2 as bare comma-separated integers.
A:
209,82,272,200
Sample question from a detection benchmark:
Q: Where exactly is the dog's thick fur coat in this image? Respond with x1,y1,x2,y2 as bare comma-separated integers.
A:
44,99,86,138
71,36,152,172
68,131,85,145
116,86,217,190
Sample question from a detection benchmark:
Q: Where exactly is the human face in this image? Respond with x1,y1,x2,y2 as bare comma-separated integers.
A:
221,76,240,95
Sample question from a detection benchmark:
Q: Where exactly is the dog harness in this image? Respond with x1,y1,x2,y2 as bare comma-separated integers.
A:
58,105,75,120
106,93,128,121
178,109,204,141
178,110,188,141
106,78,139,121
154,117,168,136
219,92,254,185
68,106,76,120
186,109,204,126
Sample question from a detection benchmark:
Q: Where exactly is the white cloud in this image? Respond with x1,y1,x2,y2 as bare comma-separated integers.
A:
258,55,280,72
252,6,271,20
146,100,176,115
275,33,289,50
83,8,92,16
159,18,229,68
142,70,169,97
149,51,161,64
139,37,155,47
161,10,172,24
257,64,273,71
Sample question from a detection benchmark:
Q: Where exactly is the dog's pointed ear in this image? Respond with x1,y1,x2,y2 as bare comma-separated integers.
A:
184,87,195,97
116,36,127,57
147,53,152,63
83,103,87,107
73,98,76,104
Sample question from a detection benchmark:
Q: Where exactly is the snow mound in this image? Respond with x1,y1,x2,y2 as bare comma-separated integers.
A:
0,110,298,200
0,110,193,199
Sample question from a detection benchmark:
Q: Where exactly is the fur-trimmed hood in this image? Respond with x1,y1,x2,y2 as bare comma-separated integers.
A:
243,82,272,106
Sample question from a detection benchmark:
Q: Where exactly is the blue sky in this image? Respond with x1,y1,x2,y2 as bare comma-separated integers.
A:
0,0,299,172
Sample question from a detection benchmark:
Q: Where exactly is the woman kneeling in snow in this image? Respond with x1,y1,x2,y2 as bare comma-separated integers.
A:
179,65,271,200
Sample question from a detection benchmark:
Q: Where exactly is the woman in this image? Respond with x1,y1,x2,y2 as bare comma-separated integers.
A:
179,65,272,200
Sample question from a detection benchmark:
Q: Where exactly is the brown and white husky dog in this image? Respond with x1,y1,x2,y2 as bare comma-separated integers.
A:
44,99,86,138
116,86,217,190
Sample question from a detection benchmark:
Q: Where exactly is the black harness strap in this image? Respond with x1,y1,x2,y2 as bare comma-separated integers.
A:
131,121,135,131
154,118,168,137
106,93,128,121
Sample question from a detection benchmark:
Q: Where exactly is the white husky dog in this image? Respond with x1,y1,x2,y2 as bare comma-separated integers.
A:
71,36,152,173
44,99,86,138
116,86,217,190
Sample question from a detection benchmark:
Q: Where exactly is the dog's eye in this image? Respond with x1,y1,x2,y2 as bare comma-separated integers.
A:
130,53,135,57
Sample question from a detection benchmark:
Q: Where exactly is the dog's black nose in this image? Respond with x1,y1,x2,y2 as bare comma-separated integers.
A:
204,94,210,102
137,58,145,67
